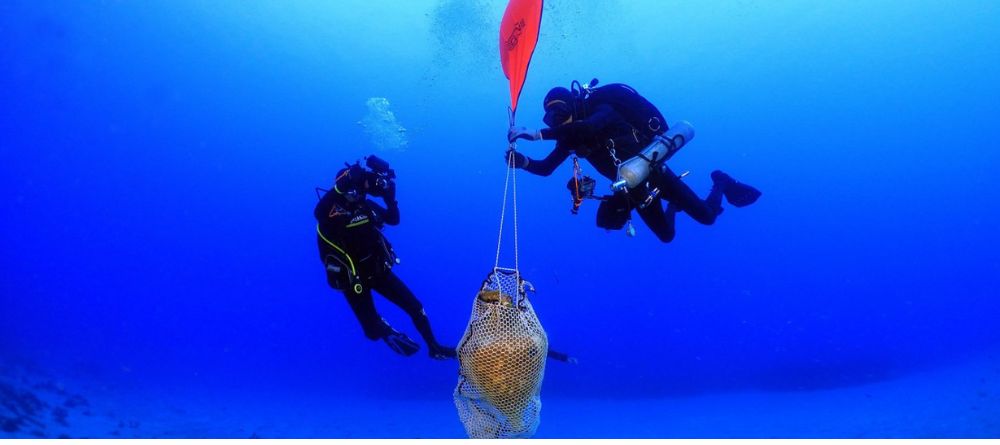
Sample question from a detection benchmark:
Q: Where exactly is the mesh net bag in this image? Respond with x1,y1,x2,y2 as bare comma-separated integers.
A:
453,269,548,438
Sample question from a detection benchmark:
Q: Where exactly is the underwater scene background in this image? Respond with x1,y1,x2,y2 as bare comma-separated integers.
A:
2,0,999,438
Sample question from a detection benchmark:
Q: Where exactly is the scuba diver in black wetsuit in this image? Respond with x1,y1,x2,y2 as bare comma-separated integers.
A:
315,156,456,359
506,81,761,243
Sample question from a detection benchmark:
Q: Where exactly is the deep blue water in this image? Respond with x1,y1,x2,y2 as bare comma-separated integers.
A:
2,0,999,437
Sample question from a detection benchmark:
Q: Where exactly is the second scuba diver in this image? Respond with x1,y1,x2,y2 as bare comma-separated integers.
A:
507,81,761,243
315,155,457,359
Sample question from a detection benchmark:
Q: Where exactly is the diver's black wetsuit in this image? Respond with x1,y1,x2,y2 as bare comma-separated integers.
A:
314,191,444,349
524,104,723,243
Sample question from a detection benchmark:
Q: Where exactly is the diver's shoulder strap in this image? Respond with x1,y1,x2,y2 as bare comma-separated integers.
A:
316,224,357,277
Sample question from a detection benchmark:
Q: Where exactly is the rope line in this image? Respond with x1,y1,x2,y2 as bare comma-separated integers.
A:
494,107,522,297
493,149,513,272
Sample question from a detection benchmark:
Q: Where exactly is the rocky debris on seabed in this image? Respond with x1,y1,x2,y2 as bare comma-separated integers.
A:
64,394,90,408
0,363,99,439
52,406,69,426
1,380,50,434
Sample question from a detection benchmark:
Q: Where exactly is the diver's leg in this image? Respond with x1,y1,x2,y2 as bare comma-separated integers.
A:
634,194,676,243
710,170,762,208
342,289,391,341
655,164,721,226
346,282,419,356
373,271,456,359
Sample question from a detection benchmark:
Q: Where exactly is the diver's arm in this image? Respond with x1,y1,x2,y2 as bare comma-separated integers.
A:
382,199,400,226
367,199,400,226
367,178,400,225
522,144,571,177
539,104,622,145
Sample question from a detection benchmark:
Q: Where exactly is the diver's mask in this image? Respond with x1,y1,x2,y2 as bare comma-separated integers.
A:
543,100,573,128
340,187,362,203
335,163,368,204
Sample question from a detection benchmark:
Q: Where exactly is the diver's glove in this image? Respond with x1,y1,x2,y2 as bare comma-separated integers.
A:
508,126,541,143
382,328,419,356
504,148,529,169
547,349,579,364
428,344,457,360
381,179,397,203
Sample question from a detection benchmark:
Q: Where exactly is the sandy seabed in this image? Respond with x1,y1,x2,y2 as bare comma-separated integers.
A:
2,354,998,439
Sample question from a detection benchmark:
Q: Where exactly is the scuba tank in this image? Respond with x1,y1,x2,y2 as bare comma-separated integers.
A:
612,121,695,191
567,79,693,191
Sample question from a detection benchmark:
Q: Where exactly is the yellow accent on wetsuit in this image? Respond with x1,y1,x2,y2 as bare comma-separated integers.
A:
316,224,356,276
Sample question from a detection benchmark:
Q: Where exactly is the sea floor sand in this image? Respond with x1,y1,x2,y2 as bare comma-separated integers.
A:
3,354,998,438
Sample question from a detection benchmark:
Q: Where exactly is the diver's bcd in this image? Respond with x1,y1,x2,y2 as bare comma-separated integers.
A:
572,81,668,144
